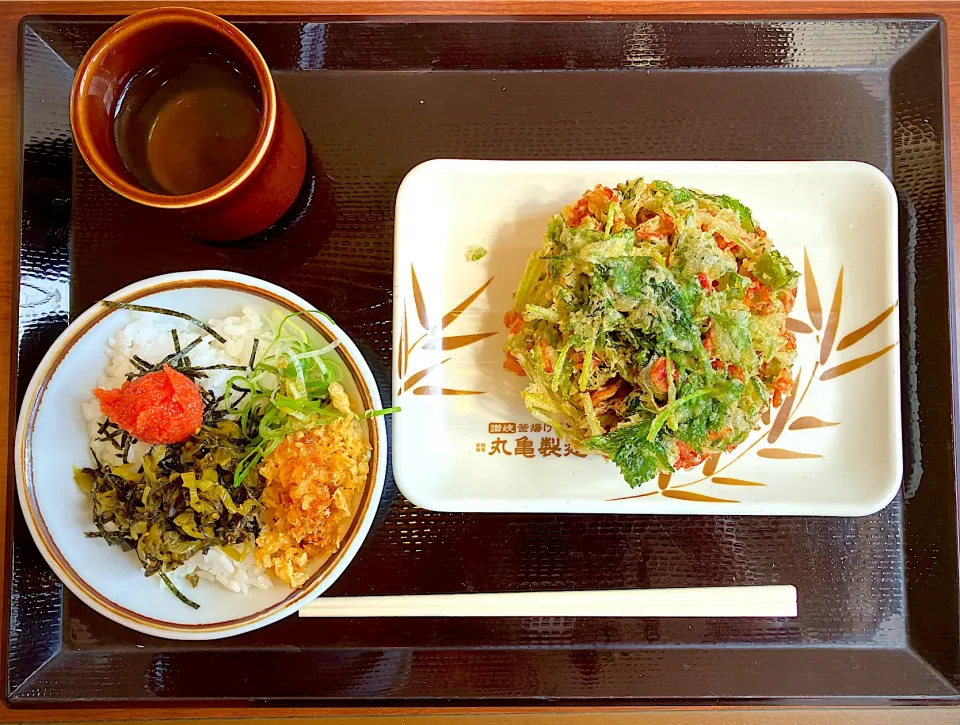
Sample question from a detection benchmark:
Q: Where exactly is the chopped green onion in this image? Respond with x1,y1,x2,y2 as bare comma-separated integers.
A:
604,201,619,238
196,307,351,487
364,406,400,419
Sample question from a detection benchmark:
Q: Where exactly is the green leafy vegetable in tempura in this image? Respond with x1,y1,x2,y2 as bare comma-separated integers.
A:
503,179,800,487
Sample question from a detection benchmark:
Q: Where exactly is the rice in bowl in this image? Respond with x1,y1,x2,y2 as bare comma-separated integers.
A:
78,304,377,603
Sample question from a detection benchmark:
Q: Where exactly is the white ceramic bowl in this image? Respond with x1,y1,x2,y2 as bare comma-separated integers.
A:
15,271,387,639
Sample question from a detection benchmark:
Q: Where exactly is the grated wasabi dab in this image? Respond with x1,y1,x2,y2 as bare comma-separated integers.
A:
503,179,799,488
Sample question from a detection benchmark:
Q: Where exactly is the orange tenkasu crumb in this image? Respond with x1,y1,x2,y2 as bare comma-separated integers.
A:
255,386,371,588
94,365,203,445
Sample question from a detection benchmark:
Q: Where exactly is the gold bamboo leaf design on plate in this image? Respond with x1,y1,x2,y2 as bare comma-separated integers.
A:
403,358,451,392
410,265,431,330
757,448,822,460
658,472,672,490
422,332,497,351
820,344,897,381
711,477,766,486
804,249,823,330
767,366,802,445
789,416,839,430
397,300,408,379
792,363,817,417
837,302,898,352
661,489,739,504
787,318,814,334
819,267,843,364
399,267,496,395
413,386,484,396
439,278,494,329
624,490,660,499
702,453,721,477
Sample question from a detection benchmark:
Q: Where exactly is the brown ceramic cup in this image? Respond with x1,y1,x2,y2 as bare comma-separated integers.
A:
70,7,307,241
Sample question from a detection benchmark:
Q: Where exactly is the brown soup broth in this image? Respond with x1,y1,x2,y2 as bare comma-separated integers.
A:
114,49,262,196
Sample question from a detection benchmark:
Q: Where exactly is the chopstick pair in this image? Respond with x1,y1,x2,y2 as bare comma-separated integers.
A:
299,584,797,618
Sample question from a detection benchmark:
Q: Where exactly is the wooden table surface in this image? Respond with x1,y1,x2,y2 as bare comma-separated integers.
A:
1,0,958,722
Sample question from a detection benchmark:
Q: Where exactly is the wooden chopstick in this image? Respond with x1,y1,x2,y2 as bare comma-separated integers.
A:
298,585,797,618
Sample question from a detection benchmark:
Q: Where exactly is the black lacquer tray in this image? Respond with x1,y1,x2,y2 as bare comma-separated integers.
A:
6,16,958,706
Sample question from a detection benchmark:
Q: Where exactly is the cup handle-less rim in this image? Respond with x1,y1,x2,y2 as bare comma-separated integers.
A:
69,6,277,210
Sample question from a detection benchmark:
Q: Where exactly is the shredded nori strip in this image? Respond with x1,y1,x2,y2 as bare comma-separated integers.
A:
171,329,181,354
201,389,227,424
228,384,250,410
101,433,122,451
190,364,247,372
97,419,122,438
95,421,124,450
131,356,153,372
248,338,259,370
125,337,205,381
120,431,133,463
160,571,200,610
159,337,203,368
103,300,227,343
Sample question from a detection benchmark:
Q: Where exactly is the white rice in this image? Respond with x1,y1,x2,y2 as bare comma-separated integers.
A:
177,546,272,594
82,306,275,595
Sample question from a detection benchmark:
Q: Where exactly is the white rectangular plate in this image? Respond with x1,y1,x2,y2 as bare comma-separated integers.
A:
392,160,901,515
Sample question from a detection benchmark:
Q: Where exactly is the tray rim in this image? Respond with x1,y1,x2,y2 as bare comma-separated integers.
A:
5,14,958,707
